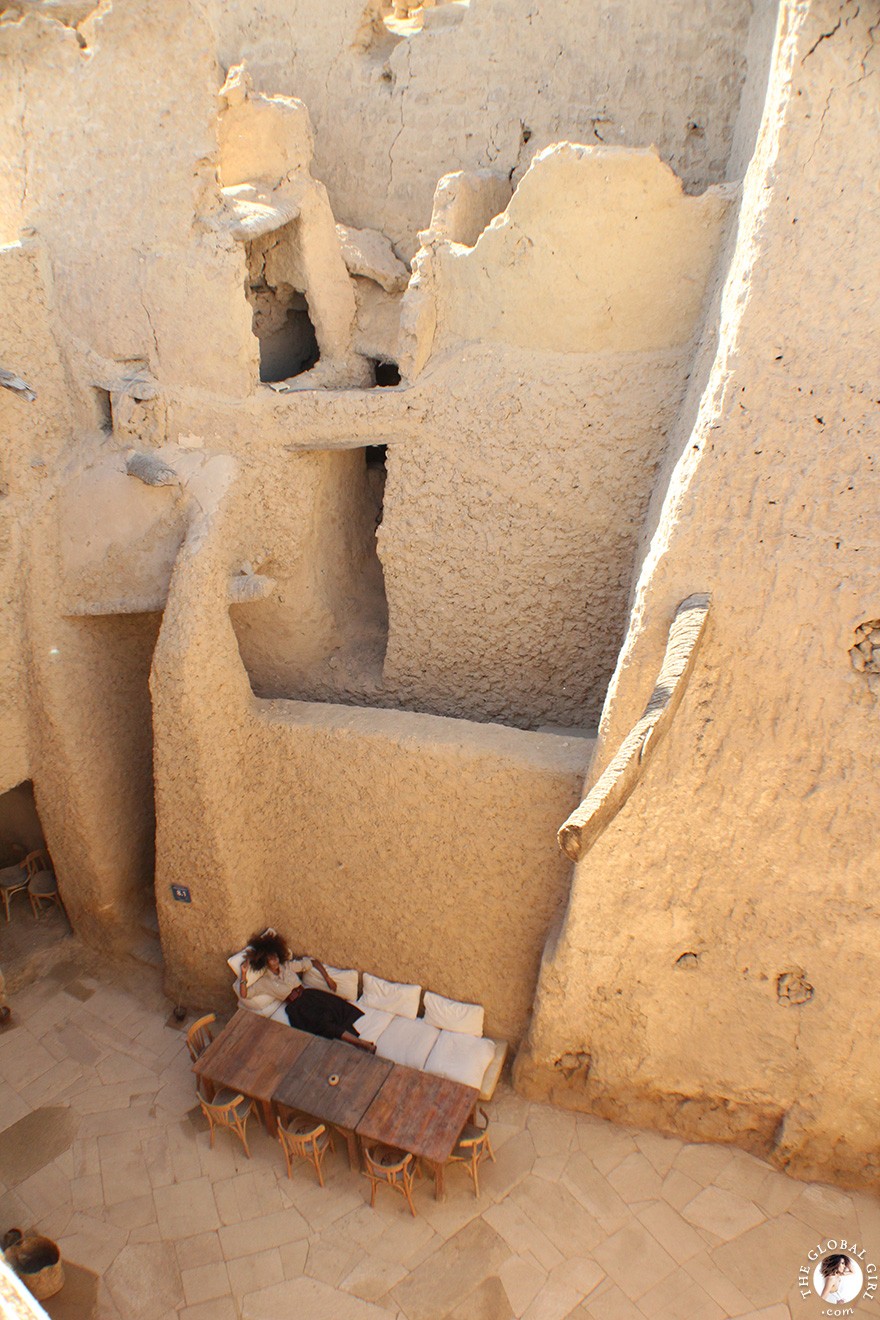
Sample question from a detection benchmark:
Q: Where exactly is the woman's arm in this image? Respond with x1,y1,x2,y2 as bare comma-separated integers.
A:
239,956,249,1000
310,958,337,993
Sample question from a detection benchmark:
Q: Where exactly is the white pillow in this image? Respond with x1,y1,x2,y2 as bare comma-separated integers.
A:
361,973,421,1020
227,948,264,989
422,991,484,1037
301,963,359,1002
424,1031,495,1090
374,1017,439,1070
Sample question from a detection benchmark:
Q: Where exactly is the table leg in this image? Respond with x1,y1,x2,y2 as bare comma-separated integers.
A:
260,1099,278,1137
339,1127,359,1170
430,1160,446,1200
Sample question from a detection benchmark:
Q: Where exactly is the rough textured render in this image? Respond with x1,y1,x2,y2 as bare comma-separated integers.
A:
203,0,754,258
515,0,880,1190
0,0,875,1193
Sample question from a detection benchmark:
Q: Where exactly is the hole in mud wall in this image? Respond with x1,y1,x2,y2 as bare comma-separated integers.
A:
365,445,387,529
230,450,388,705
372,361,401,388
248,277,320,384
94,388,113,433
0,781,46,868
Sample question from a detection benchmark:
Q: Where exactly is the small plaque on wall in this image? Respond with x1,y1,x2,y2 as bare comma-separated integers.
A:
170,884,192,904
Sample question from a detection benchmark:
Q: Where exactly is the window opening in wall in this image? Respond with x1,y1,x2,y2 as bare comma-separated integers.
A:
251,283,320,383
372,361,401,388
94,388,113,433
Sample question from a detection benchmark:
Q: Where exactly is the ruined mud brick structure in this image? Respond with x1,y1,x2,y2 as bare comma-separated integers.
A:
0,0,876,1188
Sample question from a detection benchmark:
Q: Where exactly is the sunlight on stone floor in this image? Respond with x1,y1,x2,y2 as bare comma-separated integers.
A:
0,947,876,1320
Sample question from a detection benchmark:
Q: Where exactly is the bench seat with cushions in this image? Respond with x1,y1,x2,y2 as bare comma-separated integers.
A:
226,954,508,1102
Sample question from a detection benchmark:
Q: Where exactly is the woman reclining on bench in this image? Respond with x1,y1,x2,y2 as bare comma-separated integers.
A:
239,930,376,1053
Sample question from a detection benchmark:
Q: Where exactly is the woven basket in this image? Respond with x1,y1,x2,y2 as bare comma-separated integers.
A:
24,1258,65,1301
4,1235,65,1301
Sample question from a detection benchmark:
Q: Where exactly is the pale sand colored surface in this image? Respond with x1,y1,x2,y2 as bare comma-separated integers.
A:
1,949,875,1320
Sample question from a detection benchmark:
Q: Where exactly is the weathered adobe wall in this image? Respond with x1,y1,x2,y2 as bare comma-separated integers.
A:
375,146,729,727
0,238,70,795
0,0,257,421
150,469,590,1043
515,0,880,1189
204,0,754,258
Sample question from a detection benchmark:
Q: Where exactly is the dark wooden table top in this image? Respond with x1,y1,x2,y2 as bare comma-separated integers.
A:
355,1064,478,1164
193,1010,313,1103
273,1036,393,1130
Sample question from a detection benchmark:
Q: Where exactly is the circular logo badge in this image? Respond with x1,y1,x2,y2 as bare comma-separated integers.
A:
813,1254,863,1306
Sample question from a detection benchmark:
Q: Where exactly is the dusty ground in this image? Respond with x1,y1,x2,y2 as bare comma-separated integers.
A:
0,938,876,1319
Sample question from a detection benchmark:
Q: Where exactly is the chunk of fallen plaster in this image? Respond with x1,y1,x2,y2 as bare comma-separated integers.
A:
336,224,410,293
125,452,179,487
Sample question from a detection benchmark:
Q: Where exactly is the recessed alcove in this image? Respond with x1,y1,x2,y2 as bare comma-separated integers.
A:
94,388,113,433
250,283,320,383
0,780,46,868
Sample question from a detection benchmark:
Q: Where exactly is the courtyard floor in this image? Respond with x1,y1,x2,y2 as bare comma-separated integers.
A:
0,940,877,1320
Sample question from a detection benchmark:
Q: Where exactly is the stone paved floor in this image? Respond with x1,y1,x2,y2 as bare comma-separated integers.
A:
0,945,878,1320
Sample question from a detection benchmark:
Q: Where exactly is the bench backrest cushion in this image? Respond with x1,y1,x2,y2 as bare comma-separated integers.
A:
227,948,279,1017
361,973,422,1020
422,990,485,1037
301,964,359,1002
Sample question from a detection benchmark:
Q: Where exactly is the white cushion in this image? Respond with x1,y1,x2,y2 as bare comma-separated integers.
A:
229,949,283,1016
361,973,421,1020
424,1031,495,1090
374,1017,439,1071
227,948,264,989
353,998,395,1045
301,963,359,1003
422,990,484,1037
269,1001,291,1024
234,991,278,1019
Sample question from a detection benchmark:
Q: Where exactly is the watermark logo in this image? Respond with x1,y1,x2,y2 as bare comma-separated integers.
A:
796,1239,877,1315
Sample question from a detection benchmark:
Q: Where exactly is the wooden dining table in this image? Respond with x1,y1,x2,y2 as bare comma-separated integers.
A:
192,1009,312,1136
273,1035,393,1170
194,1011,480,1200
356,1065,478,1199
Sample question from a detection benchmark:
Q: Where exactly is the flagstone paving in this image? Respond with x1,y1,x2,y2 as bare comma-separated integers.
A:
0,943,877,1319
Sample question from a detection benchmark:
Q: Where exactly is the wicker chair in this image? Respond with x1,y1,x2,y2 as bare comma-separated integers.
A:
0,860,29,923
362,1143,420,1216
186,1014,217,1063
197,1084,253,1157
446,1107,495,1197
277,1113,335,1187
24,851,64,920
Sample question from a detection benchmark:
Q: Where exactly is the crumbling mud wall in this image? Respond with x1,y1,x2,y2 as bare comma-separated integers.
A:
205,0,755,258
515,0,880,1190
